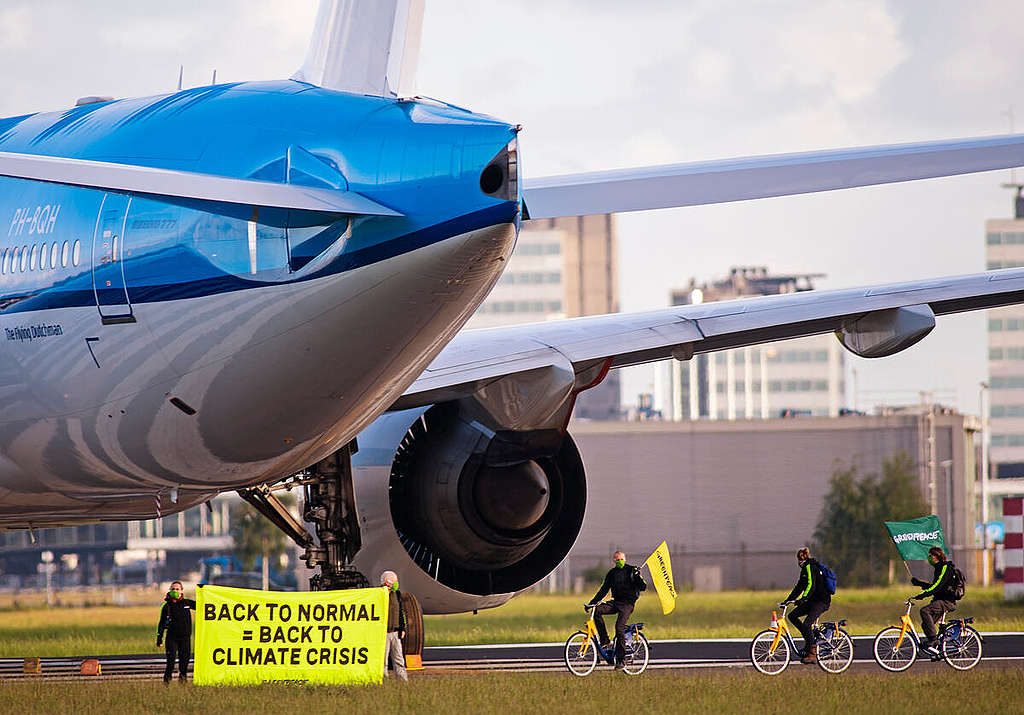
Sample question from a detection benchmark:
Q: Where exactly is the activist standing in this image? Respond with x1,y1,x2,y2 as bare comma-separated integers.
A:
586,550,647,669
157,580,197,683
781,547,831,665
380,570,408,682
911,546,959,654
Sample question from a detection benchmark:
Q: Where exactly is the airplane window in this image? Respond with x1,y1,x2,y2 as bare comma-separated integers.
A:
72,240,81,266
20,245,27,272
50,242,58,269
112,235,118,262
0,248,6,275
61,241,69,267
29,244,37,271
39,243,47,269
9,247,17,273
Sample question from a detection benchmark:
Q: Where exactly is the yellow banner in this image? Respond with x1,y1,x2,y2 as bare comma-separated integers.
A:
194,584,388,685
645,541,677,614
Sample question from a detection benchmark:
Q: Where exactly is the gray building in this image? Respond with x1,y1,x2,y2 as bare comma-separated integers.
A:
986,189,1024,477
562,407,980,590
666,267,844,420
467,215,620,419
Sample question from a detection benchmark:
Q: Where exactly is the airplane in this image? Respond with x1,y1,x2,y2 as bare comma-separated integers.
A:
1,0,1024,620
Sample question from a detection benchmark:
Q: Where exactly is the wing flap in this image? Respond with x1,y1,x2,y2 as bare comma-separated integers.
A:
0,150,401,216
523,134,1024,219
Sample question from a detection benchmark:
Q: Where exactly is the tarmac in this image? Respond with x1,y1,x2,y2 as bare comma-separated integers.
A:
0,633,1020,680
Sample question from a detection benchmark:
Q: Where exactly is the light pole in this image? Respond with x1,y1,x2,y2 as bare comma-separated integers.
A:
980,381,991,586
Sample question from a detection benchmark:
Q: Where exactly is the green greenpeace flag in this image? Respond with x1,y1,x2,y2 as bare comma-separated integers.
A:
884,515,948,561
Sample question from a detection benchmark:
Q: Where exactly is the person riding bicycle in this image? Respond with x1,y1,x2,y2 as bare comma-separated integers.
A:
911,546,958,654
586,550,646,670
780,547,831,665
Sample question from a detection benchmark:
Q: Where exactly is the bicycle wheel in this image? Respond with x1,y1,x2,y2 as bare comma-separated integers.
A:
750,629,790,675
621,633,650,675
873,626,916,672
817,629,854,674
564,631,597,676
942,626,982,671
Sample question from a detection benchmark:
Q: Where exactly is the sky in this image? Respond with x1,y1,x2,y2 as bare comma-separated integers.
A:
2,0,1024,414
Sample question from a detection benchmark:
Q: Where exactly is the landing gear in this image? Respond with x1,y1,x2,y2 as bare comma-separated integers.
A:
238,440,368,590
237,438,425,665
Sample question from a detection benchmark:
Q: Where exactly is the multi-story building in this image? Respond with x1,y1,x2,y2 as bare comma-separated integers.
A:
986,190,1024,478
466,215,620,419
666,267,844,420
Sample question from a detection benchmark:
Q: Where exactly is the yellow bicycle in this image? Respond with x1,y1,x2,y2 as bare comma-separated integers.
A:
872,600,982,672
564,603,650,676
749,603,853,675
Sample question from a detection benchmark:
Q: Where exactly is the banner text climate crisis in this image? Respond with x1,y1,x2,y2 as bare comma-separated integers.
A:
203,597,381,668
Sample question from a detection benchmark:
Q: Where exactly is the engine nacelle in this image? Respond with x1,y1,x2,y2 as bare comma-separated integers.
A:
350,404,587,614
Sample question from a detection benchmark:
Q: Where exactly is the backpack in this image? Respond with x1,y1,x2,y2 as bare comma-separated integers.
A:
949,566,966,601
818,562,838,595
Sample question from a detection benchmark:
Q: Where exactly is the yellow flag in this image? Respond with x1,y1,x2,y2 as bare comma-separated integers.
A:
645,541,677,614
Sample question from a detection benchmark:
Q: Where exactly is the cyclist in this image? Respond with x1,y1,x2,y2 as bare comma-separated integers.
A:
911,546,958,654
586,550,646,669
780,547,831,664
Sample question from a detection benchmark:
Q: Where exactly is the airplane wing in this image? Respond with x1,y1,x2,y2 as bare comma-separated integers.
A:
0,150,401,216
392,268,1024,411
293,0,424,98
522,134,1024,218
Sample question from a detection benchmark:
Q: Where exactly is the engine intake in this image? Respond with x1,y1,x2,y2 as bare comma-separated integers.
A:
388,404,586,595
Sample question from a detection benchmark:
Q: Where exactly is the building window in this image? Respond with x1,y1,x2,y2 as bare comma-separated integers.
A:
991,376,1024,389
988,232,1002,245
992,347,1004,360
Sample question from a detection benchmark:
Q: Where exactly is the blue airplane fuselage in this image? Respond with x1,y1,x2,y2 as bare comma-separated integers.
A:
0,80,520,526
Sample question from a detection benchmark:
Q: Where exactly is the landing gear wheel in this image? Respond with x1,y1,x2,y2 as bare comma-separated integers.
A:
400,591,424,657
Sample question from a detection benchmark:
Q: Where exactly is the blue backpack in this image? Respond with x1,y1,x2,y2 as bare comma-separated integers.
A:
819,562,838,595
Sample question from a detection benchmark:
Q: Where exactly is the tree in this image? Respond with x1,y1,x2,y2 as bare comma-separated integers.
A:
812,452,928,586
229,493,296,572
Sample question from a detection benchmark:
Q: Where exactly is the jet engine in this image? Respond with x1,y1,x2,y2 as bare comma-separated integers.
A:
350,404,587,614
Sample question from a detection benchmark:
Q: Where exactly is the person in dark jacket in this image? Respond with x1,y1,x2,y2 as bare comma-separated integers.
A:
586,550,646,669
781,547,831,665
380,570,408,682
912,546,957,653
156,581,196,683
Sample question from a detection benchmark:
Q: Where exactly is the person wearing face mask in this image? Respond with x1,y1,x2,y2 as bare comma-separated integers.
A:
380,570,408,682
156,580,197,683
586,550,647,670
911,546,958,654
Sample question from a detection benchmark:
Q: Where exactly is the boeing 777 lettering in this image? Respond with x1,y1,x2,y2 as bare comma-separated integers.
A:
0,0,1021,613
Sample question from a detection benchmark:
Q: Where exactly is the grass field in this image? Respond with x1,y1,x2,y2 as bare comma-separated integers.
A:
0,669,1021,714
0,585,1021,657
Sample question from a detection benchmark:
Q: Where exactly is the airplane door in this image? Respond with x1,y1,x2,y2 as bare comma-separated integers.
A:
92,193,135,324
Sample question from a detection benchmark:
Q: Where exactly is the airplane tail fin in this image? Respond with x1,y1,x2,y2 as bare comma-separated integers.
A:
292,0,424,98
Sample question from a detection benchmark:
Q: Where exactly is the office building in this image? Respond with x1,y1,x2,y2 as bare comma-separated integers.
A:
666,267,844,420
986,189,1024,477
467,215,620,419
